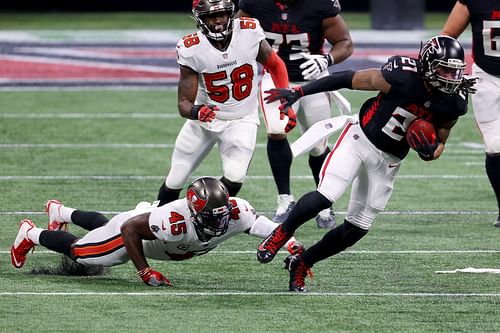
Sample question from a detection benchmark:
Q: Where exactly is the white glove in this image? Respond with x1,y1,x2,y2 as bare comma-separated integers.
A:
299,53,334,81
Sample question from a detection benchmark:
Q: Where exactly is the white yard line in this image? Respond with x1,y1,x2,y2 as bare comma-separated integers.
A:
0,175,488,180
0,291,498,297
1,250,498,254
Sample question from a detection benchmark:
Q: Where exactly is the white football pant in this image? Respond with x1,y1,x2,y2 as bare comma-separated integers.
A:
317,123,401,230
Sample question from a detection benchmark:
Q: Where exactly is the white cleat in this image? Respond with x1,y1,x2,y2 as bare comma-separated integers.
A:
272,194,295,223
44,199,68,231
316,208,336,229
11,219,36,268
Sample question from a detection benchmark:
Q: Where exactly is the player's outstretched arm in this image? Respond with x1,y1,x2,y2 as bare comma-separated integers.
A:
121,213,172,287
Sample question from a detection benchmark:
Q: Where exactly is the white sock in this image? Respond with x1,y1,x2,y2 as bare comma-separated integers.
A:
59,206,76,223
27,227,43,245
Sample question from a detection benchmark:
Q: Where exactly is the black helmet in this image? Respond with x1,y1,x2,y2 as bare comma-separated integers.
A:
192,0,234,41
186,177,232,237
419,35,466,94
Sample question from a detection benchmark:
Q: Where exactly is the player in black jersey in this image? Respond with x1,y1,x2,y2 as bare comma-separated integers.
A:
236,0,353,228
442,0,500,227
254,36,476,292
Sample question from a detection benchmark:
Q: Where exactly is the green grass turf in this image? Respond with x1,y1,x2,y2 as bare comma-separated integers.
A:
0,12,451,30
0,89,499,332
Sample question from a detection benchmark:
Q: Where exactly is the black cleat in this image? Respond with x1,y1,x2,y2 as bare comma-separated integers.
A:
257,224,292,263
283,254,311,293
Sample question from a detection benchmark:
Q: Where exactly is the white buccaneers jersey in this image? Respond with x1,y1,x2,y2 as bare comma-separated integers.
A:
143,197,256,261
176,18,265,120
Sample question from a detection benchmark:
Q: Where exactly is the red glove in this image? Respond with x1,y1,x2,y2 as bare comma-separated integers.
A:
137,267,172,287
190,104,218,122
264,88,301,133
283,107,297,133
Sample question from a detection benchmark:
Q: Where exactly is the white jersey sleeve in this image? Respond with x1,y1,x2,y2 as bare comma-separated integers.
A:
176,18,266,120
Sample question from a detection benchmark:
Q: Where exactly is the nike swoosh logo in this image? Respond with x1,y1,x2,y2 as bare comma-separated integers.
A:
388,163,399,168
11,248,22,268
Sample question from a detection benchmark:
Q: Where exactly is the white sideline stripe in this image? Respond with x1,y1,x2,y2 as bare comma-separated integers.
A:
0,291,498,297
1,250,499,255
0,175,488,180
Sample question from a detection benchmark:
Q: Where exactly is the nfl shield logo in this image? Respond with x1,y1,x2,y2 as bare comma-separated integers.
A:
223,53,228,59
281,13,288,21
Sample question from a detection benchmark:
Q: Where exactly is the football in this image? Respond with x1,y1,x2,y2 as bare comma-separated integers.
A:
406,118,437,150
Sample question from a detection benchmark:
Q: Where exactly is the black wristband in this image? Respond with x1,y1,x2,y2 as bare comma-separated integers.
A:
189,105,201,120
302,70,355,96
325,53,334,66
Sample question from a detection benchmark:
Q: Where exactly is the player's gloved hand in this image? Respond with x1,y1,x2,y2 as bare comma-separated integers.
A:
138,267,173,287
264,87,301,133
190,104,219,122
408,130,438,161
264,87,303,110
299,53,334,81
458,76,478,95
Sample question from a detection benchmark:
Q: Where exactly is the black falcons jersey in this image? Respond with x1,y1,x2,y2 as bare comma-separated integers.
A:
359,56,468,159
238,0,340,82
459,0,500,75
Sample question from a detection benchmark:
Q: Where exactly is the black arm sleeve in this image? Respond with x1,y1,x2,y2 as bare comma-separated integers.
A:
301,70,355,96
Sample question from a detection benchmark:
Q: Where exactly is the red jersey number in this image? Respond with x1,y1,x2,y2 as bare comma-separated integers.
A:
240,17,257,30
182,34,200,48
229,199,240,220
203,64,254,103
168,211,187,235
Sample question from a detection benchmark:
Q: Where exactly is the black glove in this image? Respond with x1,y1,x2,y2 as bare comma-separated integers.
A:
264,87,304,110
458,77,478,95
407,130,438,161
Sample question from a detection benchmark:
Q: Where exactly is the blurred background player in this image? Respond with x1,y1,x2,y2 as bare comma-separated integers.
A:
236,0,353,228
11,177,303,286
157,0,290,205
441,0,500,227
258,36,476,292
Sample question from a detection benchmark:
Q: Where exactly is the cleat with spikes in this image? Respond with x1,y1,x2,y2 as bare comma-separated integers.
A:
272,194,295,223
283,254,313,293
493,215,500,227
316,208,336,229
11,219,36,268
257,224,292,263
45,199,68,231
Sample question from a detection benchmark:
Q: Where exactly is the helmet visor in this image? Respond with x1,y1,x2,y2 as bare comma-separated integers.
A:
196,203,232,237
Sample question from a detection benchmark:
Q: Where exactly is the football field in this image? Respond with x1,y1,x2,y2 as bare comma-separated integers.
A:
1,89,499,332
0,13,499,333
